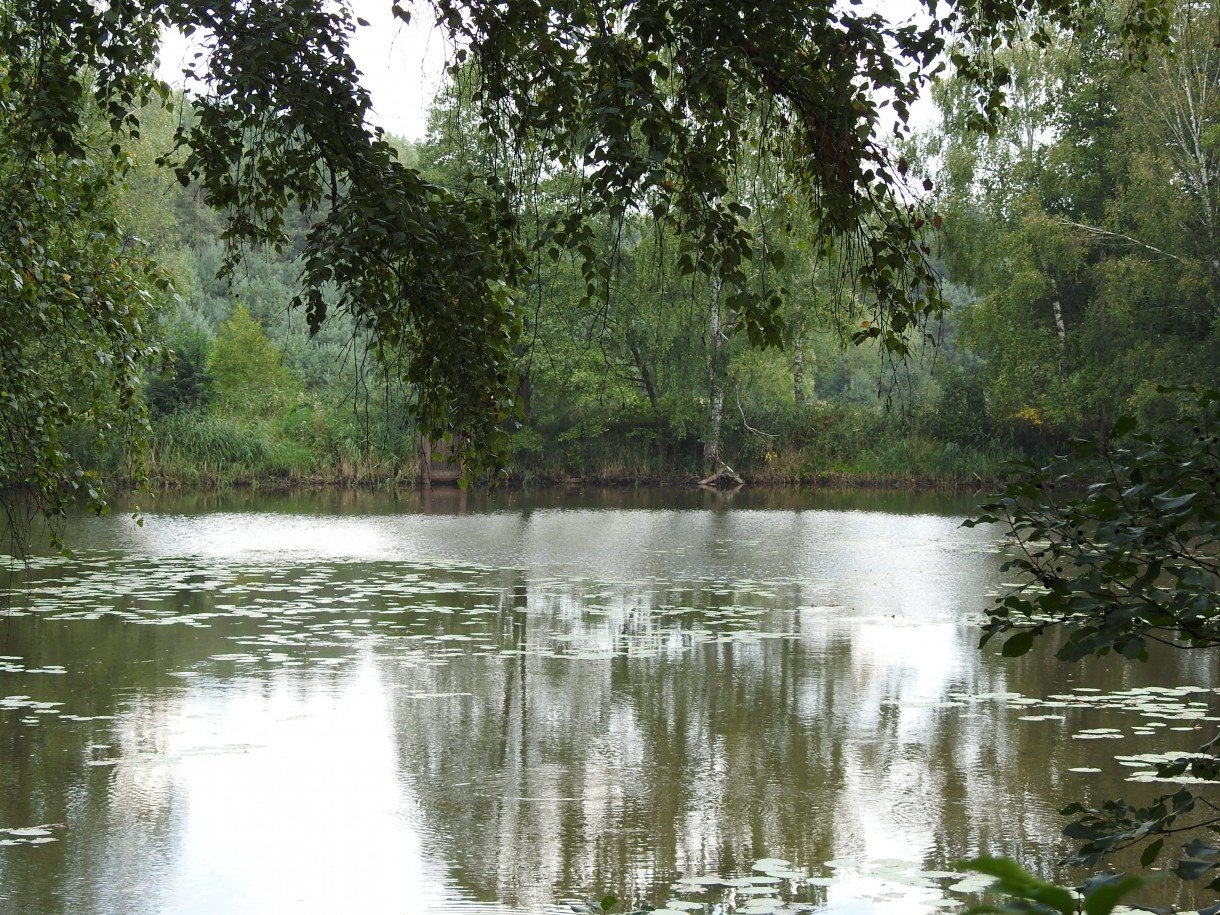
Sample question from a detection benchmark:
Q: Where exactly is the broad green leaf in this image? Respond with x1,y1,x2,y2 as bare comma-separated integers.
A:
1001,630,1036,657
959,856,1077,915
1082,872,1144,915
1140,837,1164,867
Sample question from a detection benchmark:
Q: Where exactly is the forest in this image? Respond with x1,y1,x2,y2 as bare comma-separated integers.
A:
4,0,1217,504
104,5,1220,490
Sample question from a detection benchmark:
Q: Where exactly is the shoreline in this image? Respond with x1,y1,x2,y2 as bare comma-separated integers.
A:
138,468,1009,492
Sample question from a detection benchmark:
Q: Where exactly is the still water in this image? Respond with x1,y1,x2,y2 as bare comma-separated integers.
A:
0,487,1215,914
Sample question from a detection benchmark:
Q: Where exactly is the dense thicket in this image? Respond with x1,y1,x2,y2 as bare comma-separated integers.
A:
115,0,1220,490
928,2,1220,440
112,94,1012,489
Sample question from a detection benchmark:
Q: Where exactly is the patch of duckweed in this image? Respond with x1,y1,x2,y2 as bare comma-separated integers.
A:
1,551,827,672
944,685,1219,742
0,823,64,846
1,695,64,714
662,856,1000,914
1112,751,1219,783
0,658,66,675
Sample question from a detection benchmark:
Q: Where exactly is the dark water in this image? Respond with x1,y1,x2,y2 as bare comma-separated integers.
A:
0,487,1215,914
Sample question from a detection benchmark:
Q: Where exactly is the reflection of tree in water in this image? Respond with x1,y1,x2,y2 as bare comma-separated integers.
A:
382,569,933,908
386,561,1220,911
0,556,360,913
4,502,1216,912
0,597,196,914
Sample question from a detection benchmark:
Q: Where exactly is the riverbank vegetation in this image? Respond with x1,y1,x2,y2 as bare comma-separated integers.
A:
62,0,1220,492
7,0,1205,509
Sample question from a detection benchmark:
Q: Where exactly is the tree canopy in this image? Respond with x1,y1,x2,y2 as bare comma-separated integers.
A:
0,0,1175,517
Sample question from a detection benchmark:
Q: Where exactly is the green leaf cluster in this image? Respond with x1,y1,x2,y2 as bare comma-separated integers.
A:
973,389,1220,662
967,389,1220,907
0,5,167,535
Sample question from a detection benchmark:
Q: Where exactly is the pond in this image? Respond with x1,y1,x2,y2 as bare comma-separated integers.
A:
0,487,1215,914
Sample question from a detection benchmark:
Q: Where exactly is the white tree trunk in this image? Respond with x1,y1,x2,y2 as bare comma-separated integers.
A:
705,296,724,467
1051,285,1067,378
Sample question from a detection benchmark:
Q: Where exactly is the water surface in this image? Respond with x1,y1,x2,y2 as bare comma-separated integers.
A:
0,488,1214,914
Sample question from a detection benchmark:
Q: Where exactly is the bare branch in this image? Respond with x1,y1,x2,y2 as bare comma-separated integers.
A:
1057,219,1182,261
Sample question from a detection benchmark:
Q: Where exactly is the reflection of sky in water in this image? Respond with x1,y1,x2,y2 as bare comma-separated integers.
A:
102,508,975,595
157,659,505,914
93,656,513,914
2,501,1214,913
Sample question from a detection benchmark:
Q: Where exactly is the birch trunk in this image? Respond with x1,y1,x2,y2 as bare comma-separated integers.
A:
705,295,725,468
1050,281,1067,378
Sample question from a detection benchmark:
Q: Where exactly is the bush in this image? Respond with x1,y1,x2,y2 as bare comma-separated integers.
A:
146,327,214,417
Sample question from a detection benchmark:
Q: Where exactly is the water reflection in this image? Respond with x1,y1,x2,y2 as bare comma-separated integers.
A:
0,491,1214,914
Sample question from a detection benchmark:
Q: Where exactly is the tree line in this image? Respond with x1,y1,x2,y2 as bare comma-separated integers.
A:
106,0,1220,492
1,0,1187,522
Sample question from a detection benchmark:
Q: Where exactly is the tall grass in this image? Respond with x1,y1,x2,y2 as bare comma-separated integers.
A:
139,396,1023,491
148,408,418,486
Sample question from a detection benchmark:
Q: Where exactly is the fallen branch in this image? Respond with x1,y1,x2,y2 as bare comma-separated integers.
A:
735,385,776,444
699,461,745,488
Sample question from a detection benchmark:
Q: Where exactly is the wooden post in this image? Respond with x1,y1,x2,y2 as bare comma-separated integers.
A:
420,436,433,491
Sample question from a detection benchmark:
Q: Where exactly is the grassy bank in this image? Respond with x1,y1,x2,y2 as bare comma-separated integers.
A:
72,401,1035,492
507,401,1027,487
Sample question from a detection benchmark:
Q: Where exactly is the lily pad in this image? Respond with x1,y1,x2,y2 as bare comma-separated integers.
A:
681,875,726,887
752,858,791,872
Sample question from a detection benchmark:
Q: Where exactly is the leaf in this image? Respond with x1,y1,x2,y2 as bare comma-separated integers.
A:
1082,872,1144,915
1175,858,1217,881
1152,491,1197,512
1140,837,1164,867
958,856,1077,915
1001,630,1036,657
1182,838,1219,859
1156,759,1188,778
1064,821,1105,840
1110,415,1137,438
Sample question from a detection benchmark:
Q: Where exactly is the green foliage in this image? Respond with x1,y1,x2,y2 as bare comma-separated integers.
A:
968,390,1220,906
153,412,270,470
0,0,1190,516
439,0,952,357
146,327,214,417
207,304,299,416
961,857,1144,915
0,11,165,532
7,0,1177,498
927,367,992,447
933,2,1220,442
971,389,1220,661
